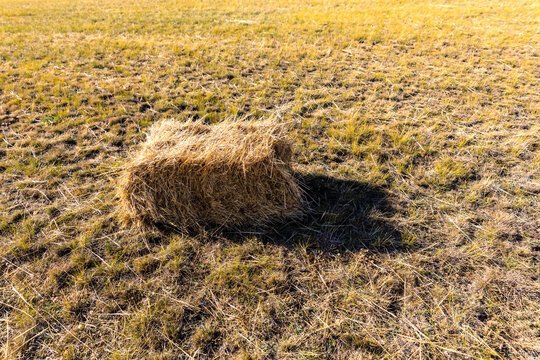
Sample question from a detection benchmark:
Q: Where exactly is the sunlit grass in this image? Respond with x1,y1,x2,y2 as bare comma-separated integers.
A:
1,0,538,358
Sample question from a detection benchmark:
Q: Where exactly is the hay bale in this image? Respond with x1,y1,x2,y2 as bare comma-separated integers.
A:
118,119,303,229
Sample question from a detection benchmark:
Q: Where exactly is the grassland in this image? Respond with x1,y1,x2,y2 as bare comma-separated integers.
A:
0,0,539,358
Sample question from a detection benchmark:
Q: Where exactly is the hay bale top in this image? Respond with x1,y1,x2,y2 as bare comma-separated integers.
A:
134,120,293,168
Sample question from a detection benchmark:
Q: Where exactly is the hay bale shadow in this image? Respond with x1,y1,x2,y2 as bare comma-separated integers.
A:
152,173,403,253
223,173,403,253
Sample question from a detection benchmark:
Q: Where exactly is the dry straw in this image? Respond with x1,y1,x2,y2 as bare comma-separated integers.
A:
118,119,304,230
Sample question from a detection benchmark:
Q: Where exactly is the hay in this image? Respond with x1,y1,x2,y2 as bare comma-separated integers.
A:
118,119,304,229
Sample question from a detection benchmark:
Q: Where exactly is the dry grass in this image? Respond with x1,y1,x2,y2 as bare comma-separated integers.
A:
118,119,303,229
0,0,539,359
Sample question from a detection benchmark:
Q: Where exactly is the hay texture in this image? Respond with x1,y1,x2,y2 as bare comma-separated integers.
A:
118,119,303,229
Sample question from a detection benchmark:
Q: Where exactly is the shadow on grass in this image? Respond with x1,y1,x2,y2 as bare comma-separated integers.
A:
220,173,403,253
152,173,403,253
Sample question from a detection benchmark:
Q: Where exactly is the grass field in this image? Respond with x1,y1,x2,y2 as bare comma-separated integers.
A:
1,0,539,358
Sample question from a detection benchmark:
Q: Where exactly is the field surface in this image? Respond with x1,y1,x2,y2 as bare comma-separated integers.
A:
1,0,539,359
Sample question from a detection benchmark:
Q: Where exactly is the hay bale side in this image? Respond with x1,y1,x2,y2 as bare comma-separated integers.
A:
118,120,303,229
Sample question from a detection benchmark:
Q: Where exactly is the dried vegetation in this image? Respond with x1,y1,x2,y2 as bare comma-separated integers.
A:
0,0,538,359
118,119,303,229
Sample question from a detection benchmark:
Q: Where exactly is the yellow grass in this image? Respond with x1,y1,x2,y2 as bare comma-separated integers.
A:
0,0,538,359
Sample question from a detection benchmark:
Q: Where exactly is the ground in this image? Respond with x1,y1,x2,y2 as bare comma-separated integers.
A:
0,0,539,359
